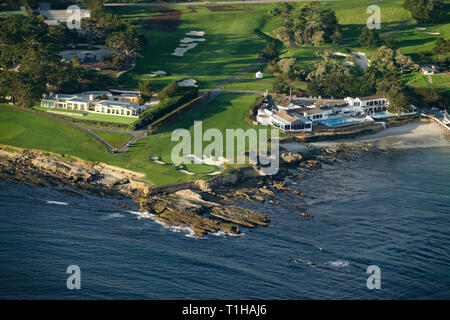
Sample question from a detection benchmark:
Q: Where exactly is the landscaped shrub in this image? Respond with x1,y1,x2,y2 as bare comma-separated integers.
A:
133,85,198,130
248,96,264,122
148,95,205,132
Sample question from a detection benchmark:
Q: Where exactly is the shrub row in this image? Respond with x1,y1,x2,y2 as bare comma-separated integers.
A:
133,87,198,130
147,95,206,132
248,96,265,123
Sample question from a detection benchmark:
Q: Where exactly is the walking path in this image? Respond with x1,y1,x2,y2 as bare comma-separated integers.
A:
381,18,412,38
203,58,265,103
20,107,145,153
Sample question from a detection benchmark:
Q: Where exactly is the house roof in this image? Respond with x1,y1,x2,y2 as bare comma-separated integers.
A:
297,107,324,115
314,99,348,108
82,91,112,96
96,100,140,109
68,97,90,103
277,100,292,108
359,95,382,101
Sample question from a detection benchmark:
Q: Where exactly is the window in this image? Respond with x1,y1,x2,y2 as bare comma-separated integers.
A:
121,109,124,115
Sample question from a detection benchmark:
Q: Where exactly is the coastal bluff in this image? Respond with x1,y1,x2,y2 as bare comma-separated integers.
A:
0,145,271,237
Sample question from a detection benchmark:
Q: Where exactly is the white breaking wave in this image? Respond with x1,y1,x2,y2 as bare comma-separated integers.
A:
101,212,125,220
46,200,68,205
127,211,199,238
327,260,350,268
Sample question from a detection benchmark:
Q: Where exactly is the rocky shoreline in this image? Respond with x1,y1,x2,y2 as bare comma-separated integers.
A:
0,142,382,238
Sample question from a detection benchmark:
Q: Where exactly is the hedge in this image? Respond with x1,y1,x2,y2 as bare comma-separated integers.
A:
147,95,205,132
133,89,198,130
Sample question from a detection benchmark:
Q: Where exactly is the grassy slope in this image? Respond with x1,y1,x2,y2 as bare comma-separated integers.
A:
114,4,272,90
0,105,110,161
115,0,449,92
1,94,264,185
90,130,132,149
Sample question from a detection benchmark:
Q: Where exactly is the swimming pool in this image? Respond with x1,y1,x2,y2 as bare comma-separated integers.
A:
321,117,365,127
372,111,396,118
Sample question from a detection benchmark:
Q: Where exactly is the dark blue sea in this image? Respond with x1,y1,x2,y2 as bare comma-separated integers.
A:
0,147,449,299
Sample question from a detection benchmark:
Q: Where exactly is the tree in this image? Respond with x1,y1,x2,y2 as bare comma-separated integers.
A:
264,59,281,75
160,80,179,100
403,0,443,23
268,2,294,24
138,80,154,104
262,41,280,61
292,2,340,46
272,26,291,45
384,38,398,50
105,24,141,70
71,55,82,68
311,30,325,46
373,45,414,73
277,58,296,74
376,72,411,113
358,27,380,48
432,38,449,66
330,30,342,45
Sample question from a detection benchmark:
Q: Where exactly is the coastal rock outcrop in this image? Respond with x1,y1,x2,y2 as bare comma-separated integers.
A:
300,160,321,169
281,151,303,165
209,206,270,228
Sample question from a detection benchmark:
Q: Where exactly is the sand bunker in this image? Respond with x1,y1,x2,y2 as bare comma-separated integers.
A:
351,51,369,69
172,43,198,56
150,156,165,164
332,52,356,68
184,154,227,170
172,32,205,57
178,79,197,87
332,51,349,57
178,169,195,175
180,37,206,43
143,70,167,77
415,27,440,35
186,31,205,37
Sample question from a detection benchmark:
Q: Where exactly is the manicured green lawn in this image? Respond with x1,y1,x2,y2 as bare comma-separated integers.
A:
113,5,273,90
1,94,268,186
32,106,138,124
113,1,444,93
91,130,132,149
403,72,450,94
222,80,274,91
0,105,110,161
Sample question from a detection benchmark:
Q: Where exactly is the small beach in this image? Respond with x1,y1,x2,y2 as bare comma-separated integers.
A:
309,122,450,149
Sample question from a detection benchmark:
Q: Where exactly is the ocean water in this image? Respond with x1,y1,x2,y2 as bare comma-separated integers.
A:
0,147,449,299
